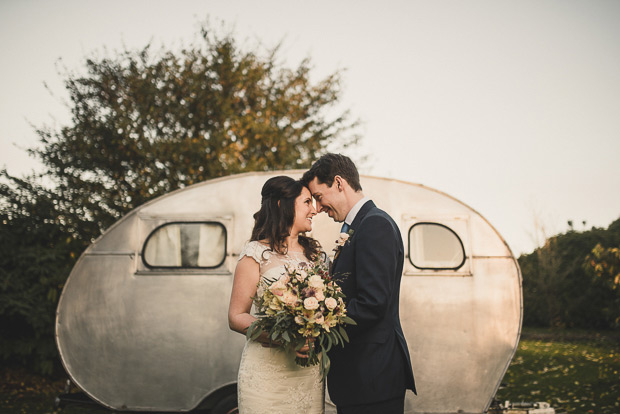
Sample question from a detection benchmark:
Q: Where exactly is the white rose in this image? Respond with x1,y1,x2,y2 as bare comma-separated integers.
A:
315,290,325,301
336,233,350,246
325,297,338,310
303,297,319,310
308,275,324,290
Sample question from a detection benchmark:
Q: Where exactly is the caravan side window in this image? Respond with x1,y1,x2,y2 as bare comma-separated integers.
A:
142,222,226,269
408,223,465,270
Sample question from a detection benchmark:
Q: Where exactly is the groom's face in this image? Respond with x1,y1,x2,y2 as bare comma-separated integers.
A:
308,177,347,222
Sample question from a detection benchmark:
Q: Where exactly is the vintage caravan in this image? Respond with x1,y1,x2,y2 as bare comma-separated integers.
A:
56,171,522,413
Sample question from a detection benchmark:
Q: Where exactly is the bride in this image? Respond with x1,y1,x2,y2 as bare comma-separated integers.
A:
228,176,325,414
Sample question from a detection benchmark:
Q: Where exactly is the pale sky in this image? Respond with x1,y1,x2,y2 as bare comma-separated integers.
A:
1,0,619,256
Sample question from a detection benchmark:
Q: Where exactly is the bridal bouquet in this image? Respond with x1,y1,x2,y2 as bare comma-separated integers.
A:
246,257,355,379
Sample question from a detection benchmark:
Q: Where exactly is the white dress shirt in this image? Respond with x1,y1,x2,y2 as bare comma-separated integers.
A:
344,196,370,226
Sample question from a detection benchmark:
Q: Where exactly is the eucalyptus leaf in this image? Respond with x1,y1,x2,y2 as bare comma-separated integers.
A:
342,316,357,325
325,332,333,351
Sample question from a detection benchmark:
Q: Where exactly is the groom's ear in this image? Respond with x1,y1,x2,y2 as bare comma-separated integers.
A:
334,175,345,192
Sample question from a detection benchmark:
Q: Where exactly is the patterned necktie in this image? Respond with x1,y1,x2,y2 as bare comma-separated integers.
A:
340,222,350,233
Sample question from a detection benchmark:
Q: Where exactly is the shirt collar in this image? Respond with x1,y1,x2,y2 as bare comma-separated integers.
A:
344,196,370,226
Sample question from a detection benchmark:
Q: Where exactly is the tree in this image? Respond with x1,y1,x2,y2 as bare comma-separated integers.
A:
519,218,620,330
0,176,85,375
30,25,358,240
0,23,361,374
584,243,620,328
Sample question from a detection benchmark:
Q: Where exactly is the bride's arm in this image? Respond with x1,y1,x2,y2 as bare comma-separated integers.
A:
228,256,278,347
228,256,260,335
229,258,284,350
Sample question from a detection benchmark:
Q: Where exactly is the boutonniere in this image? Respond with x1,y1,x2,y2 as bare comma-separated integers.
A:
333,229,354,259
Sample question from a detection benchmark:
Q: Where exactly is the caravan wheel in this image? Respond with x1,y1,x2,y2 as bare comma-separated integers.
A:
211,392,238,414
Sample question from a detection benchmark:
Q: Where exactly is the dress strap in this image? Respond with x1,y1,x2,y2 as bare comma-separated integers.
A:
239,240,271,264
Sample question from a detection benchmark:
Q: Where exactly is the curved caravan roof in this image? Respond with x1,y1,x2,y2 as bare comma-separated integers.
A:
56,171,522,413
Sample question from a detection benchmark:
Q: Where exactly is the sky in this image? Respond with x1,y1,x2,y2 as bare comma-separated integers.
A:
1,0,619,256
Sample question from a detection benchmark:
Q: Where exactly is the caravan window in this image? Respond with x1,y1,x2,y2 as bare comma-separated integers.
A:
408,223,465,270
142,222,226,269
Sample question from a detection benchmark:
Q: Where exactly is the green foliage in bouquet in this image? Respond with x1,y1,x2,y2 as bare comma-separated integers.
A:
246,258,355,379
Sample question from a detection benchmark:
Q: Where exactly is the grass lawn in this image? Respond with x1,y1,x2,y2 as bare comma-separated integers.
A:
0,367,112,414
2,328,619,413
495,328,620,414
0,367,87,414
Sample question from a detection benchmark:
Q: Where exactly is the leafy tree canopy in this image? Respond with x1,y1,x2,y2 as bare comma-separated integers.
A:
18,22,360,240
0,22,360,375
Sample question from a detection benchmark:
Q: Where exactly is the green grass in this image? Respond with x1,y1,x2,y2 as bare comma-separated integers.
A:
0,367,108,414
495,328,620,414
2,329,619,413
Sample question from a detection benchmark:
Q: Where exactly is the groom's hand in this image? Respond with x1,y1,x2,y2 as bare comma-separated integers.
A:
295,338,314,358
296,344,310,358
260,339,281,348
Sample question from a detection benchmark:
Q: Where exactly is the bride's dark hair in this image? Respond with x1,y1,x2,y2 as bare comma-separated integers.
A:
250,176,320,260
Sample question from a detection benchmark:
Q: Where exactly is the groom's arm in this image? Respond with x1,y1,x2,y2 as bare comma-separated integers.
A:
344,213,399,340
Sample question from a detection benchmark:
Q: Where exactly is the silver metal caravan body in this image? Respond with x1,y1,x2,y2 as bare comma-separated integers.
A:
56,171,522,413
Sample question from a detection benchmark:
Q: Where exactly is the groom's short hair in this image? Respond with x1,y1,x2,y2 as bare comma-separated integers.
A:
302,153,362,192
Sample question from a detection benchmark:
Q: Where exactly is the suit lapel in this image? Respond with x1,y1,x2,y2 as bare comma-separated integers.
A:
349,200,375,231
332,200,375,271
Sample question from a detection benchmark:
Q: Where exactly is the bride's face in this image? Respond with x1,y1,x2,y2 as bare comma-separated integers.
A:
291,186,317,234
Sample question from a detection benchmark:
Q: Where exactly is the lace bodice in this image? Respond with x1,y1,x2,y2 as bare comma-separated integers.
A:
239,241,316,282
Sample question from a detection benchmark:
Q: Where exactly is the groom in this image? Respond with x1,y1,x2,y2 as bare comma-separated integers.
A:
302,154,416,414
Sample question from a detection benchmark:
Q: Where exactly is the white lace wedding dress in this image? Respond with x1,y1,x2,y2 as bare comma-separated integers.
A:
237,241,325,414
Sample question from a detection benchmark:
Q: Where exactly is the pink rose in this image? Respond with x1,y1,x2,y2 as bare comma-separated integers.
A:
303,297,319,310
282,291,298,307
269,280,286,296
325,297,338,310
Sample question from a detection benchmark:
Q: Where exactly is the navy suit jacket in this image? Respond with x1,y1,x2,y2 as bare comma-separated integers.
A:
327,200,416,407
